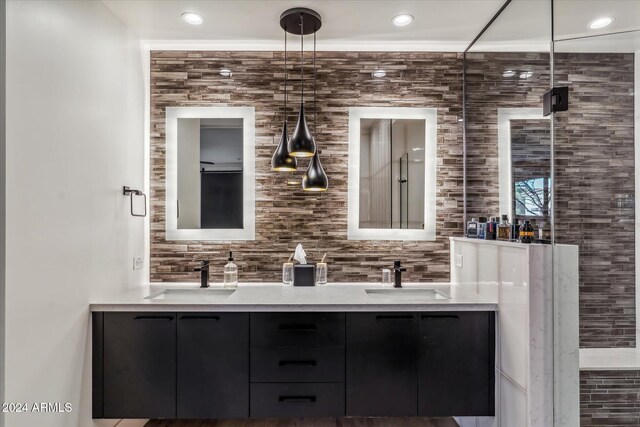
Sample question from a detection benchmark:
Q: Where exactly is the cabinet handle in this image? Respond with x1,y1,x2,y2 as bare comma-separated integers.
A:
278,323,317,332
376,315,414,320
421,314,459,320
279,360,317,367
180,315,220,321
278,395,316,403
133,315,174,321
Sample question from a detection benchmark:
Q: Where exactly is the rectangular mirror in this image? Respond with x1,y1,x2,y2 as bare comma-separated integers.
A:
498,108,550,236
348,107,437,240
165,107,255,241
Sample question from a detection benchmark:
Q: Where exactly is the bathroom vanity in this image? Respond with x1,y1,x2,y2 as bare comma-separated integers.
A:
91,284,497,420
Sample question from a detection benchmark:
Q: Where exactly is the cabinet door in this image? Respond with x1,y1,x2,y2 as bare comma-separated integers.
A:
177,312,249,419
103,312,176,419
346,312,417,416
418,311,495,416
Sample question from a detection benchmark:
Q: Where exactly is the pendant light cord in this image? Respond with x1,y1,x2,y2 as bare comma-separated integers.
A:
313,31,317,136
300,13,304,104
284,29,287,121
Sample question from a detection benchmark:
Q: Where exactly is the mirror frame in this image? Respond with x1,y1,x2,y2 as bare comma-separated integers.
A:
165,106,256,241
347,107,437,241
497,108,549,222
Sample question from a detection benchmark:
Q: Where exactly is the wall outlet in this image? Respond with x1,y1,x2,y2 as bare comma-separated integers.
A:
133,257,144,270
454,254,464,268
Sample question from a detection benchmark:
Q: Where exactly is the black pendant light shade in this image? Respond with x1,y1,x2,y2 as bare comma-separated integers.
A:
288,105,316,157
302,144,328,192
271,122,298,171
272,17,298,172
284,8,317,158
278,7,327,190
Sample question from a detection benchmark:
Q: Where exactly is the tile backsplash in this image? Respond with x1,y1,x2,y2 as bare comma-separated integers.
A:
150,51,464,283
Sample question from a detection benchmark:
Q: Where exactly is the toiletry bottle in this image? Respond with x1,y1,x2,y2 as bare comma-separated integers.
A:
537,221,545,242
497,214,511,241
519,221,535,244
466,217,478,238
485,216,497,240
477,217,487,239
511,218,520,242
224,251,238,288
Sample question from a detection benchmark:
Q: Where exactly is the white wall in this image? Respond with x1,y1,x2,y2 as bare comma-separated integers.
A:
0,1,6,426
5,1,144,426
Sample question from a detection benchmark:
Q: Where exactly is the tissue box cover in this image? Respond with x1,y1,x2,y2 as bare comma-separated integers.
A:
293,264,315,287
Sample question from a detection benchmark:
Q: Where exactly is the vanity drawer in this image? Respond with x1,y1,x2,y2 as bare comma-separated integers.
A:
250,346,345,383
250,382,345,418
250,312,345,347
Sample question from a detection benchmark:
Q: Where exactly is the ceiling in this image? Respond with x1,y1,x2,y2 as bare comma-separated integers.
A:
471,0,640,52
103,0,640,52
102,0,505,51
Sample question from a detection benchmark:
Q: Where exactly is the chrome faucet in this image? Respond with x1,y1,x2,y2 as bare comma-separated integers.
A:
194,260,210,288
394,260,406,288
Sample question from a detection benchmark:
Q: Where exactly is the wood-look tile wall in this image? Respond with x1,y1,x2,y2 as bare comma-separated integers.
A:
150,51,464,283
554,53,636,348
581,370,640,426
466,52,636,348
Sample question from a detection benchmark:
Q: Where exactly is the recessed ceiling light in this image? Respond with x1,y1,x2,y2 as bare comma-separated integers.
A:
519,71,533,79
219,69,232,77
181,12,204,25
392,14,414,27
372,70,386,78
589,17,613,29
503,70,516,78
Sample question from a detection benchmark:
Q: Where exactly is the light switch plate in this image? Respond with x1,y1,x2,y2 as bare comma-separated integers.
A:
455,254,464,268
133,257,144,270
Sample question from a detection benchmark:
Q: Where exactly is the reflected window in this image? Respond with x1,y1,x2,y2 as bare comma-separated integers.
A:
514,177,549,217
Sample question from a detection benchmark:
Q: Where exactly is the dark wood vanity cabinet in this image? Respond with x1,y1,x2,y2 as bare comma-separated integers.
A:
177,312,249,419
346,313,418,416
418,312,495,417
345,311,495,418
100,312,177,419
249,312,346,418
93,312,249,419
93,310,494,420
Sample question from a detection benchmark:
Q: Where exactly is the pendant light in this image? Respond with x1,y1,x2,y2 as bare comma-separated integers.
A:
281,8,320,158
302,29,328,192
271,29,297,171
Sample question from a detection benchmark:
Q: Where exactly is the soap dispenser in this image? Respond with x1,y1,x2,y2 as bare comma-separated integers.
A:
224,251,238,288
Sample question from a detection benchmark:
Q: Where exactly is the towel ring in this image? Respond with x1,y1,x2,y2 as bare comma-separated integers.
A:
123,186,147,217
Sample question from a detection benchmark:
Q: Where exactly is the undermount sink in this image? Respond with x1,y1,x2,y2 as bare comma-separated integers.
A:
365,288,450,301
145,288,236,301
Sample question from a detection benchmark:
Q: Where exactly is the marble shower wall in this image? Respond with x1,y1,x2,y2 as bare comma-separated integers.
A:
150,51,464,283
466,52,636,348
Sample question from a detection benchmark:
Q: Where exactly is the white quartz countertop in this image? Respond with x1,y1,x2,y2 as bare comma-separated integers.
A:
90,282,497,312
